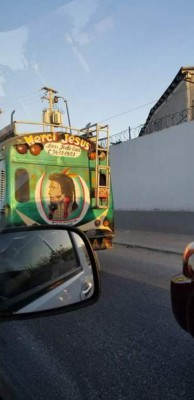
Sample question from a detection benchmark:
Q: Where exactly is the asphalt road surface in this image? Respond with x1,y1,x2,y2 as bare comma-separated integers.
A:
0,244,194,400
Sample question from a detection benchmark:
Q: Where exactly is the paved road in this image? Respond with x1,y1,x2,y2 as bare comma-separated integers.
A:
0,244,194,400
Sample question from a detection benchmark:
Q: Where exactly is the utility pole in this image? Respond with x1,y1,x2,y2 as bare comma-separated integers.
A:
41,87,72,132
41,87,58,131
41,86,58,111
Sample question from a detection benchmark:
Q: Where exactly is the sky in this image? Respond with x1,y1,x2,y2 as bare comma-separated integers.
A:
0,0,194,138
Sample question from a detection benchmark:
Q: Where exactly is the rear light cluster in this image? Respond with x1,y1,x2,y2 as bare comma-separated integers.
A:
94,218,110,227
88,151,106,160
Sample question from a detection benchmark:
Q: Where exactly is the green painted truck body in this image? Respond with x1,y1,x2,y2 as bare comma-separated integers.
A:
0,128,114,250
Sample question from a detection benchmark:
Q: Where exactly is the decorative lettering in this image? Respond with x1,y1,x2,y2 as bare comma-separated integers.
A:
44,143,81,158
61,133,90,151
23,132,58,146
21,132,90,151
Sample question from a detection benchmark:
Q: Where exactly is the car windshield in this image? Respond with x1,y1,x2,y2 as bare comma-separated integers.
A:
0,1,194,400
0,0,164,135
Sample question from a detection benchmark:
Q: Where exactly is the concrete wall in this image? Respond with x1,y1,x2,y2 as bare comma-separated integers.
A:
114,210,194,234
110,120,194,213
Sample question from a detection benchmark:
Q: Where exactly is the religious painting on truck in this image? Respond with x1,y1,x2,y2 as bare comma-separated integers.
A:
35,170,90,225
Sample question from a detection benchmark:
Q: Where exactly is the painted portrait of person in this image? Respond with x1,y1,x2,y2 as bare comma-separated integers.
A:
48,173,78,220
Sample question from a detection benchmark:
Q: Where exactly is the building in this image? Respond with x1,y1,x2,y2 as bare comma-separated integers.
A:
139,66,194,136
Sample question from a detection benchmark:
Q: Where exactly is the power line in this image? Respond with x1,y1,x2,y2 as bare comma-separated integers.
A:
98,100,157,123
0,90,40,109
98,81,193,124
0,79,193,125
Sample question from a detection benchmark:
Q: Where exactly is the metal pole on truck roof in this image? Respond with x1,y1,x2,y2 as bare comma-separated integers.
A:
11,110,15,123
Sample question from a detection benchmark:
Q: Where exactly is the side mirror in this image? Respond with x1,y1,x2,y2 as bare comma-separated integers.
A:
183,242,194,279
171,242,194,337
0,225,100,320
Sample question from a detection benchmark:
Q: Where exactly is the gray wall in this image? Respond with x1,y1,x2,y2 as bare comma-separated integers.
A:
110,121,194,231
114,210,194,233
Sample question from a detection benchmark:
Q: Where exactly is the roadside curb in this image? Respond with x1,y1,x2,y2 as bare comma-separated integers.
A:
113,240,182,255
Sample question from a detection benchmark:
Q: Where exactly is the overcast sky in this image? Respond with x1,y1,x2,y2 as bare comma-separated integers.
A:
0,0,194,138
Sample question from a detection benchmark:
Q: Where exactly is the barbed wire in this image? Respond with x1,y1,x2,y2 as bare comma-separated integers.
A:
106,125,143,146
139,107,193,136
109,106,194,144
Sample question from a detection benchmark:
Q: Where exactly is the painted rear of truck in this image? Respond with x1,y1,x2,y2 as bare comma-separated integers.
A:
0,131,114,250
